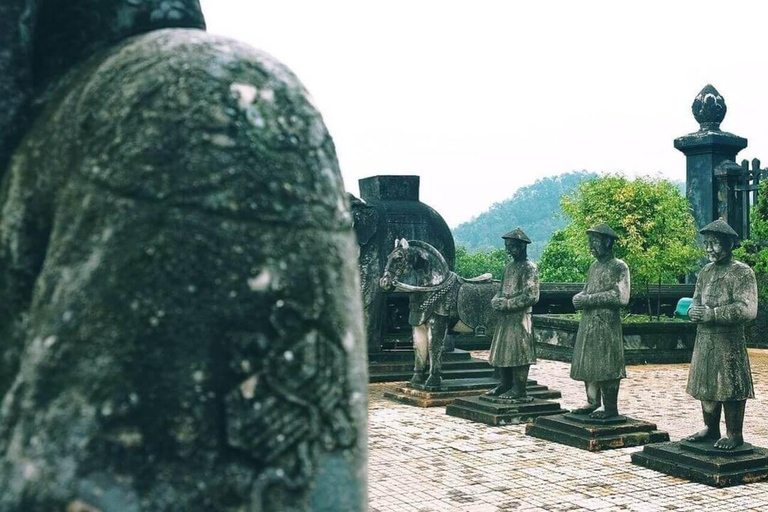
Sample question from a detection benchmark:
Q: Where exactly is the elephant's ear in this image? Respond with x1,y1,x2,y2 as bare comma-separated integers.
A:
349,193,378,246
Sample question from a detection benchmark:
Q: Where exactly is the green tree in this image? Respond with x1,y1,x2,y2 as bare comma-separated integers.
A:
734,180,768,302
540,175,701,318
538,230,591,282
455,245,508,280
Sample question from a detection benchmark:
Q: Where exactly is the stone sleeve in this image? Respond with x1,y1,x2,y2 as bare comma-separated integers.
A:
712,267,758,324
505,263,540,311
692,270,703,307
581,261,630,309
492,266,506,304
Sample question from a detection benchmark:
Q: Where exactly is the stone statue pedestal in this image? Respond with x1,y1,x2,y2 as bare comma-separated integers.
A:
525,412,669,451
383,379,561,408
369,348,494,382
631,440,768,487
445,394,567,426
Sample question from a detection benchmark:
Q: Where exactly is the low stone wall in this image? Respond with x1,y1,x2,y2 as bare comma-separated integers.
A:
533,314,696,365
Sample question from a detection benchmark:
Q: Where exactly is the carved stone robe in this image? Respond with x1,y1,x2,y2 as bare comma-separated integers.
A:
488,260,540,367
686,259,757,401
570,257,630,382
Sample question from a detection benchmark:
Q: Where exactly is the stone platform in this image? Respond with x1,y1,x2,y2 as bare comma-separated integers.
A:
383,378,561,407
631,439,768,487
525,412,669,451
445,395,567,426
369,348,494,382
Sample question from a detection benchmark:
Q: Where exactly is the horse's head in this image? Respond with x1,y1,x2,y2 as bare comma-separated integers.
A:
380,239,447,292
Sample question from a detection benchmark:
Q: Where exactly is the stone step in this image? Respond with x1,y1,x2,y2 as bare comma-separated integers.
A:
525,413,669,451
446,397,567,426
370,359,492,374
370,366,495,383
369,348,473,363
382,378,562,407
631,440,768,487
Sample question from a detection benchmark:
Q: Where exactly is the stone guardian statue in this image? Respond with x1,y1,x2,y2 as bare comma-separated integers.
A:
686,218,757,450
570,223,630,419
486,228,540,400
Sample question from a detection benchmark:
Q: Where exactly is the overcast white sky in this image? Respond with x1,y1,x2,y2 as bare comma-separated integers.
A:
201,1,768,227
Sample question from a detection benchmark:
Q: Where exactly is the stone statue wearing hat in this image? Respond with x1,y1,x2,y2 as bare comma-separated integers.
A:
571,223,630,418
486,228,540,399
686,218,758,450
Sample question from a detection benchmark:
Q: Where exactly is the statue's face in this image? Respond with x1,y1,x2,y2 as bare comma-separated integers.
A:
505,239,525,260
588,234,611,259
703,234,732,263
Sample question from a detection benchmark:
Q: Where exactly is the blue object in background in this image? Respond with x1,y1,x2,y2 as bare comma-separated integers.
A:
675,297,693,320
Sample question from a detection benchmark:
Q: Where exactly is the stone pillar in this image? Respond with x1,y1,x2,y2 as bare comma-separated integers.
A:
674,85,747,234
352,175,455,355
714,160,746,238
0,10,367,511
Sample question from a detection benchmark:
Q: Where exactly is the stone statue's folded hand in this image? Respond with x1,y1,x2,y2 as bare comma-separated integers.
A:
491,297,504,310
572,293,585,310
688,305,711,323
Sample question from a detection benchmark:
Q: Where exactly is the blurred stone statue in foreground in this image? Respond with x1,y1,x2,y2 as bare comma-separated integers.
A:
486,228,540,400
571,223,630,419
686,219,757,450
0,1,367,510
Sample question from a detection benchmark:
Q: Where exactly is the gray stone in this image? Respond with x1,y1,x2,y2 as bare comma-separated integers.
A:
446,396,566,426
633,223,764,485
526,413,669,452
675,85,748,243
685,226,758,450
692,84,727,130
485,229,539,400
379,239,494,390
533,315,696,365
0,3,366,511
385,379,561,408
632,441,768,487
350,176,455,355
570,227,630,419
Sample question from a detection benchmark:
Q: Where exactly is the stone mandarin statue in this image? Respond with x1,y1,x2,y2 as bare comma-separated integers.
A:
686,219,758,450
486,228,540,400
571,223,630,419
0,1,367,510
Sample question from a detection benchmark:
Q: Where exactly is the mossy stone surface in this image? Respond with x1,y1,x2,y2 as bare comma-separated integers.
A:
0,28,367,512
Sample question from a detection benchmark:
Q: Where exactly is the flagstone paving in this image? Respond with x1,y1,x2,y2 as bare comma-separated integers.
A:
369,349,768,512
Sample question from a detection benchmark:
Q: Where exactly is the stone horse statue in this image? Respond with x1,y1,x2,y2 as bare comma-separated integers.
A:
380,239,496,389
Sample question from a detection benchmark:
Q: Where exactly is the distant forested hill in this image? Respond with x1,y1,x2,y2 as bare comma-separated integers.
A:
453,171,597,260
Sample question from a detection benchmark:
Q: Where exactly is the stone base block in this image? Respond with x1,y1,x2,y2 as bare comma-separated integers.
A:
446,395,567,426
383,378,561,408
631,440,768,487
525,412,669,451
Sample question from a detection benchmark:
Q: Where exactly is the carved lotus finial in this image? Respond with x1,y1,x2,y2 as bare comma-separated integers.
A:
692,84,727,131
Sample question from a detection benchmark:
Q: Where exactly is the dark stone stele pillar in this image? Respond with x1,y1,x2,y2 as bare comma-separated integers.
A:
353,175,455,355
675,84,747,235
353,175,481,388
0,1,367,511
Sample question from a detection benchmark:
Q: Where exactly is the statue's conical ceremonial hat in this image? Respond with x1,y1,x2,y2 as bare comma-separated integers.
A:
699,218,739,238
586,223,619,239
502,227,531,244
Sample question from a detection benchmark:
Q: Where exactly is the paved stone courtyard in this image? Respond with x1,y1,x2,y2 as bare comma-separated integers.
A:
369,350,768,512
